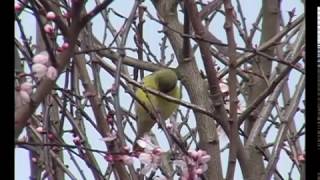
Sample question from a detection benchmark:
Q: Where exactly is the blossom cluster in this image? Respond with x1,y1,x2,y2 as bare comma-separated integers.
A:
32,51,57,80
173,150,211,180
99,134,211,180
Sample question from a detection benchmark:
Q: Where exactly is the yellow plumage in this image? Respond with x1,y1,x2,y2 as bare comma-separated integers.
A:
134,69,181,143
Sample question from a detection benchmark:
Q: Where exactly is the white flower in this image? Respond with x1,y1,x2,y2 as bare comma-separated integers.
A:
46,66,58,80
32,63,48,79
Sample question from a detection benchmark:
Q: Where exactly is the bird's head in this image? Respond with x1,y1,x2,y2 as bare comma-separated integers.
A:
155,69,178,93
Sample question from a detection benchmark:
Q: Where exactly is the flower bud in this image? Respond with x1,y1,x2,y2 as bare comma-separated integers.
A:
46,11,56,20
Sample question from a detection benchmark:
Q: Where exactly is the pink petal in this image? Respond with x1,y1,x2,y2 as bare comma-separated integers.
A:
33,52,49,65
31,157,37,163
46,11,56,20
237,103,245,113
189,150,198,158
197,150,207,157
36,126,44,133
137,139,147,148
195,168,204,174
297,154,305,162
62,42,69,49
166,121,173,129
219,82,229,93
200,155,211,163
46,66,58,80
73,136,81,145
44,24,54,34
32,63,48,79
152,147,163,155
198,164,208,173
15,3,22,12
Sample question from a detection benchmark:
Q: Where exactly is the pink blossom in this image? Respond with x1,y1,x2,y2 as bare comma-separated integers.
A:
15,3,22,12
139,152,161,175
200,154,211,163
73,136,81,145
174,149,211,179
219,82,229,93
36,126,45,133
46,66,58,80
165,121,173,129
32,63,48,79
32,52,49,65
62,42,69,49
297,153,305,162
189,150,199,159
197,150,206,157
137,135,163,175
46,11,56,20
44,24,54,34
137,135,159,152
31,157,37,163
19,90,30,104
20,82,33,95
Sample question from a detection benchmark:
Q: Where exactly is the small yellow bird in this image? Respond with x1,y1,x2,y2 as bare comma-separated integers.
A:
134,69,181,147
